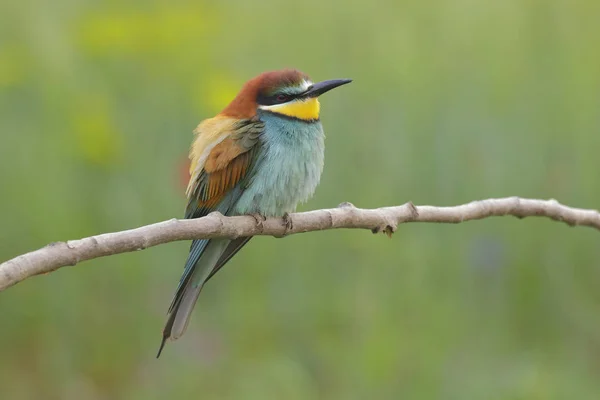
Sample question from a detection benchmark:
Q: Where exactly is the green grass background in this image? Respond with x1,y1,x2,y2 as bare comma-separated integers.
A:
1,0,599,398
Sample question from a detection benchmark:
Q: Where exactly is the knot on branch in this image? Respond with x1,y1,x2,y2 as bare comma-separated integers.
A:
407,201,419,220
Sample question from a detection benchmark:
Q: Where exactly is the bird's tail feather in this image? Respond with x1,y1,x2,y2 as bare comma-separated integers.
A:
157,238,230,358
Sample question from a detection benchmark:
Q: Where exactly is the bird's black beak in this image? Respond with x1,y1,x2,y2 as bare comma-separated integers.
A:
304,79,352,98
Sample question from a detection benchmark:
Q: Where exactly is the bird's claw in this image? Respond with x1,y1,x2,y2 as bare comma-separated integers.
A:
371,225,396,238
251,213,267,229
283,212,293,232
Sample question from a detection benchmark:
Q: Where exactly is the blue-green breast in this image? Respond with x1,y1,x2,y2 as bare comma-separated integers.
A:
233,111,325,216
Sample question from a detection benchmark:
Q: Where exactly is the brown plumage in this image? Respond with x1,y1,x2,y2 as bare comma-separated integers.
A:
221,69,309,118
186,116,262,213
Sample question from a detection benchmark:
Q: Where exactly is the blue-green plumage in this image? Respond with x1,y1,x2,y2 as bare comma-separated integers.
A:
234,112,324,216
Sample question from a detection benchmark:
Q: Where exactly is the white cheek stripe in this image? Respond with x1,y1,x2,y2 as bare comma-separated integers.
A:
258,103,289,111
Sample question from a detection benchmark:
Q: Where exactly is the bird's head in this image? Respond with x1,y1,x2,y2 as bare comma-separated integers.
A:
220,69,351,121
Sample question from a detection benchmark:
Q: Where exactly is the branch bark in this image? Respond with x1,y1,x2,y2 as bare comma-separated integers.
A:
2,197,599,291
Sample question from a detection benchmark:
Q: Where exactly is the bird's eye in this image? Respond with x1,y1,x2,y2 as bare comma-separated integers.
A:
276,94,289,102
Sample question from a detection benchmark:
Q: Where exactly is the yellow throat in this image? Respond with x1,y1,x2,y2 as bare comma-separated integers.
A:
264,97,320,121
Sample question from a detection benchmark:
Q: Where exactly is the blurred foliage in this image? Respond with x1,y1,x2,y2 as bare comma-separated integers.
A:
1,0,600,399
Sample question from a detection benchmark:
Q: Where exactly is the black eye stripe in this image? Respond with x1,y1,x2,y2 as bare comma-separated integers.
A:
257,91,302,106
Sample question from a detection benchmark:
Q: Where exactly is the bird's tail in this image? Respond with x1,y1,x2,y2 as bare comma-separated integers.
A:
157,238,230,358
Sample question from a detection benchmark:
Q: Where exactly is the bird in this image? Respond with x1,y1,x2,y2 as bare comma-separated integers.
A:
157,69,351,357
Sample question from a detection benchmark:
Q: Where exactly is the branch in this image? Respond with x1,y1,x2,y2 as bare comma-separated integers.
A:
2,197,599,291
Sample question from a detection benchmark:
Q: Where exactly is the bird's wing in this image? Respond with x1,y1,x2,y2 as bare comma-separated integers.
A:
175,115,264,299
185,115,264,219
158,116,264,356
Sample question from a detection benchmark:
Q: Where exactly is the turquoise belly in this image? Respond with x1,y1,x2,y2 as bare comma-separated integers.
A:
233,112,325,216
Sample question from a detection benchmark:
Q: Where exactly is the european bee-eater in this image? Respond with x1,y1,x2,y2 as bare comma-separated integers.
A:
157,69,351,357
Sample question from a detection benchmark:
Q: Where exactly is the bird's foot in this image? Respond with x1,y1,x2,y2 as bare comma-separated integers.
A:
371,225,395,238
283,212,293,233
251,213,267,230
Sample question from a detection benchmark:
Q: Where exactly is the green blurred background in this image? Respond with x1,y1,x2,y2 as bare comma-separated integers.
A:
1,0,600,399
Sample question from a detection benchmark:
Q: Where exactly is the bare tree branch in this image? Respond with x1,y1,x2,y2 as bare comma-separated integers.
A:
1,197,599,291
